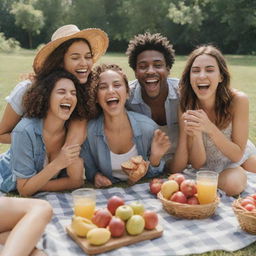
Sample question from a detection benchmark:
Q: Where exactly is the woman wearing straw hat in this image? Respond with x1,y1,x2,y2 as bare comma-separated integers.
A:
0,24,108,147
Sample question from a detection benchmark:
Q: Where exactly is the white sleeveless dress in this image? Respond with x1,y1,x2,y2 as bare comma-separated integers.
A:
202,123,256,173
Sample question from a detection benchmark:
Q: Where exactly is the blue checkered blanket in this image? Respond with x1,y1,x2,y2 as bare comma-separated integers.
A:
1,173,256,256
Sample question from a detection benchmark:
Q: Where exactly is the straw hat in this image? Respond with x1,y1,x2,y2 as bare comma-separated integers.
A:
33,24,109,73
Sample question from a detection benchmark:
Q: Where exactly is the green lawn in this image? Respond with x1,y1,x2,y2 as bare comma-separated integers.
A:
0,50,256,255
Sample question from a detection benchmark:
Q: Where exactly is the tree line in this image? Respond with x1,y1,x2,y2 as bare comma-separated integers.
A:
1,0,256,54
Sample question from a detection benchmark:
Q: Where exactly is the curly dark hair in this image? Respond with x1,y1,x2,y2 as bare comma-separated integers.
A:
22,69,93,120
90,64,129,117
126,32,175,70
179,44,233,129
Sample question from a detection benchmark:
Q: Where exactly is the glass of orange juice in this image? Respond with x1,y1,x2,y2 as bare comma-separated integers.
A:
196,170,218,204
71,188,96,219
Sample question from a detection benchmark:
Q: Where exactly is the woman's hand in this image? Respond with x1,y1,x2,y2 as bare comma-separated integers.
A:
94,173,112,188
54,144,81,170
183,109,215,135
150,129,171,166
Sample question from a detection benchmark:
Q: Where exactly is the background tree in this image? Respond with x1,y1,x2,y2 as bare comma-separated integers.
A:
1,0,255,54
11,1,44,48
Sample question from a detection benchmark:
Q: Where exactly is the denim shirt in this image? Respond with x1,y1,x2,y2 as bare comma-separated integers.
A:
0,118,46,192
81,111,165,183
126,77,180,154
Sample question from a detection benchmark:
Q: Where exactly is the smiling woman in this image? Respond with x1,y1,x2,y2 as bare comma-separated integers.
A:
81,64,171,188
170,44,256,196
0,70,86,196
0,24,108,146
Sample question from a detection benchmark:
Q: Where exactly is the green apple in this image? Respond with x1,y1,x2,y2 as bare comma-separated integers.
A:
126,215,145,235
115,205,134,221
129,201,145,215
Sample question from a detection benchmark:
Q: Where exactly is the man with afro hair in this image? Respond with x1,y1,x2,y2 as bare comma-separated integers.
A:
126,32,179,163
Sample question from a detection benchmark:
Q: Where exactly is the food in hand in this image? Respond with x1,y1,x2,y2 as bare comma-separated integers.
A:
108,216,125,237
168,173,185,185
180,179,197,197
71,216,97,237
121,155,149,183
161,180,179,199
143,210,158,230
107,196,125,215
92,208,112,228
115,205,134,221
126,215,145,235
170,191,187,204
129,201,145,215
87,228,111,245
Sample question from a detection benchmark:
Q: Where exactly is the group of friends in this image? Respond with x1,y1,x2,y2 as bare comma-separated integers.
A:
0,24,256,256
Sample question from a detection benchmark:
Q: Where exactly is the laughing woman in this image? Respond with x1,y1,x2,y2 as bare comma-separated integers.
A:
170,45,256,196
0,24,108,147
0,70,89,196
81,64,170,188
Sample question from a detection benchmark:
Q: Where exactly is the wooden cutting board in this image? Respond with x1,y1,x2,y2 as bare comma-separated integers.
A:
66,224,163,255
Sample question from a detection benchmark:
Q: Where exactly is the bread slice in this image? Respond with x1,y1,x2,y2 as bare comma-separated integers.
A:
131,155,143,164
121,160,137,170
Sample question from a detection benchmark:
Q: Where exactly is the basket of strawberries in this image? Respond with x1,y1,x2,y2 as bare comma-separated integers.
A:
232,194,256,234
150,174,220,219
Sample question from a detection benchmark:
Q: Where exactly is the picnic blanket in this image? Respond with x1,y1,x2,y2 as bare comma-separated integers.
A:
31,172,256,256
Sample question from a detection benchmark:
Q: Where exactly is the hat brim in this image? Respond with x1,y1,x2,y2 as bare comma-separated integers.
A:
33,28,109,74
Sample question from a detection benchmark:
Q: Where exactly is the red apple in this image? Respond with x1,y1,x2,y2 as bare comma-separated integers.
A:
241,198,255,207
91,208,112,228
143,210,158,230
170,191,187,204
180,179,197,197
187,196,199,205
150,182,162,195
168,173,185,185
150,178,164,186
108,217,125,237
107,196,125,215
244,203,256,211
250,194,256,201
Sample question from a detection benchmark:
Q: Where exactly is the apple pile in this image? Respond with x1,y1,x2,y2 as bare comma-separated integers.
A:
237,194,256,212
71,195,159,245
149,173,199,205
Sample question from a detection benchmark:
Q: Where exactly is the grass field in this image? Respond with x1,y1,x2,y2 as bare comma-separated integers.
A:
0,50,256,255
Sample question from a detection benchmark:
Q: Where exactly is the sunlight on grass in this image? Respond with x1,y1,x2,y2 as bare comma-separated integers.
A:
0,50,256,255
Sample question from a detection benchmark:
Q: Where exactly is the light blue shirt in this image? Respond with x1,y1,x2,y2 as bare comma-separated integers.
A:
0,118,46,192
81,111,165,183
126,78,179,154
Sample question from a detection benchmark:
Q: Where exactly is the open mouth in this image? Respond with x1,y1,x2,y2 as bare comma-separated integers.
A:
106,97,119,107
76,69,88,75
60,103,71,111
197,84,210,90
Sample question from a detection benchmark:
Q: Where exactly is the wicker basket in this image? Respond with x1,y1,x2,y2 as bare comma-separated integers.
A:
157,192,220,219
232,199,256,234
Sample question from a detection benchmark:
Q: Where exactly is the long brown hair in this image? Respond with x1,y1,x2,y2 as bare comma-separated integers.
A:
179,45,233,129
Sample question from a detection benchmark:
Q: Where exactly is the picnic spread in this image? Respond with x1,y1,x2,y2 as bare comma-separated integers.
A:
1,172,255,255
